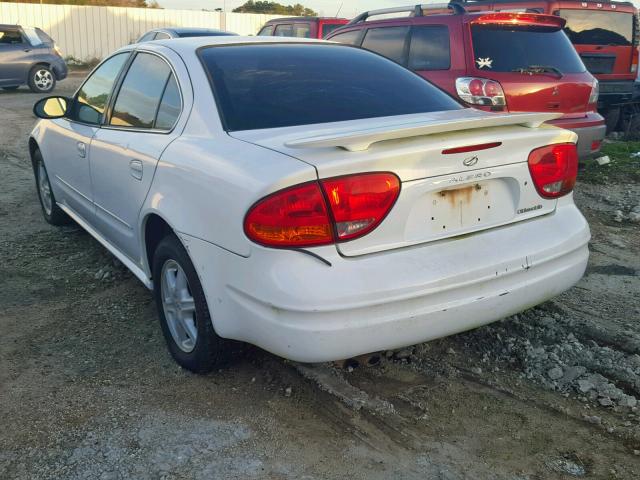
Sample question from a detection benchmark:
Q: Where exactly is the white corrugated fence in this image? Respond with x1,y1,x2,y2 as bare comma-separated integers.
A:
0,2,284,62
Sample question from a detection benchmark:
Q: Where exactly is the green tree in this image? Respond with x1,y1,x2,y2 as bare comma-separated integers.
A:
232,1,317,16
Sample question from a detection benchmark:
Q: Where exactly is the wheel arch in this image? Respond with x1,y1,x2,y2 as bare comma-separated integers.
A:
28,137,40,171
141,211,178,280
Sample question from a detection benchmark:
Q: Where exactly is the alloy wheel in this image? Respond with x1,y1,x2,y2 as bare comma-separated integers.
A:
161,259,198,353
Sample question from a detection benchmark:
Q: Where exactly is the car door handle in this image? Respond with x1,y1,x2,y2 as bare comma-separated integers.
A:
23,48,32,53
129,159,143,180
77,142,86,158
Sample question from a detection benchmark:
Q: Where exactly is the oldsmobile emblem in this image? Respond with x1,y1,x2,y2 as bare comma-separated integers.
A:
463,156,479,167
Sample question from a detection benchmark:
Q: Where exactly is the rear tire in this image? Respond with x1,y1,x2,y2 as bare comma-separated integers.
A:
28,65,56,93
33,149,70,226
152,233,232,373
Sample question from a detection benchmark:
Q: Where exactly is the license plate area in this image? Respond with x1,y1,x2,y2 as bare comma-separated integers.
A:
427,180,516,237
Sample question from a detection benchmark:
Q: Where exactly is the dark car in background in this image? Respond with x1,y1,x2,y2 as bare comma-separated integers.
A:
0,24,67,93
257,17,349,39
327,4,605,159
136,27,237,43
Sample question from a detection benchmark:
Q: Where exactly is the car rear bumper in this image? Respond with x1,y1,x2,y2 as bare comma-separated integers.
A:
548,113,606,159
180,200,590,363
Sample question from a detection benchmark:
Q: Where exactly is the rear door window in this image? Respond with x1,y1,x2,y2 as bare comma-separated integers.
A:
471,25,585,73
559,9,633,46
408,25,450,70
110,53,172,129
274,24,294,37
0,29,24,45
21,27,43,46
328,29,362,45
361,26,410,64
154,74,182,130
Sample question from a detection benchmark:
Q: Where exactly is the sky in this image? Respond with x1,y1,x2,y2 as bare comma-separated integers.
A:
157,0,428,17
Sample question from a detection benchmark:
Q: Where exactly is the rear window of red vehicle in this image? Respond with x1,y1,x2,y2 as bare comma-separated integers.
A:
471,24,586,73
559,9,633,46
199,43,461,131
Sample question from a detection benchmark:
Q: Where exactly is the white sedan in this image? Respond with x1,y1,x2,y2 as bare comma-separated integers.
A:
30,37,590,372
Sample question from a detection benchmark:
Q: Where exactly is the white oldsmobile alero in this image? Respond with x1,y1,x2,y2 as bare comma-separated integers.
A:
29,36,590,372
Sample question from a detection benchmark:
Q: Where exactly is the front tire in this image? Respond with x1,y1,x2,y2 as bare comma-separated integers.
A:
28,65,56,93
153,234,231,373
33,149,69,225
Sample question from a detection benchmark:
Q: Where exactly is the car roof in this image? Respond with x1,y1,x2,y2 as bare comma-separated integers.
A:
0,24,21,29
131,35,325,53
264,17,348,23
161,27,233,34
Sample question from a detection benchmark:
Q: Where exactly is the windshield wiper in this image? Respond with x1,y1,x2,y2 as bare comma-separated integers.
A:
512,65,564,78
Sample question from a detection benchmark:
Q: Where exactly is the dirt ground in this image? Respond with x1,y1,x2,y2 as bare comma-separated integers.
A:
1,76,639,480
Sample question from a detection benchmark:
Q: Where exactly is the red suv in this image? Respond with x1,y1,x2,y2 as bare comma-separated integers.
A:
459,0,639,132
257,17,349,39
327,4,605,158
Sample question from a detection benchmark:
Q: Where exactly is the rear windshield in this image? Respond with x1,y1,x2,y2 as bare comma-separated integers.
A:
199,44,461,131
471,25,586,73
559,9,633,46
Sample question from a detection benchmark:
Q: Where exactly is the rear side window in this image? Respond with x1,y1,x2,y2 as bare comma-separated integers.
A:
74,52,129,125
329,29,362,45
110,53,173,129
138,32,156,42
362,26,410,64
199,44,461,131
0,29,24,45
292,23,311,38
35,28,53,44
257,25,274,36
155,32,171,40
560,9,632,46
409,26,450,70
22,27,43,46
471,25,585,73
274,24,294,37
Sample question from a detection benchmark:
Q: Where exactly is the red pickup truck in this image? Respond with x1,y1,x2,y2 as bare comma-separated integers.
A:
327,5,605,159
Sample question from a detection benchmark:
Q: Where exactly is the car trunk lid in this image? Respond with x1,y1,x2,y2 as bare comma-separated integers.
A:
231,110,577,256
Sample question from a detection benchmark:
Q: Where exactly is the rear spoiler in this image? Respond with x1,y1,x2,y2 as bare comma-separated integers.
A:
469,12,566,29
285,112,562,152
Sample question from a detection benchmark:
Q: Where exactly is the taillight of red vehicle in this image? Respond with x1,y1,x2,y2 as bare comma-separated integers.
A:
244,173,400,248
527,143,578,199
455,77,506,107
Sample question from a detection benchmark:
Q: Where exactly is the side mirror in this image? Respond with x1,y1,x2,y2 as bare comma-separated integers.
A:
33,96,70,119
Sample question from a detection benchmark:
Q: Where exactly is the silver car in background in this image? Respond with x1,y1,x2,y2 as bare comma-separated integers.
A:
0,24,67,93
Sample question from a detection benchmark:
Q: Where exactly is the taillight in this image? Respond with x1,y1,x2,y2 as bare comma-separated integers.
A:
588,79,599,105
321,173,400,241
456,77,506,107
54,44,63,57
631,47,638,73
244,172,400,248
527,143,578,199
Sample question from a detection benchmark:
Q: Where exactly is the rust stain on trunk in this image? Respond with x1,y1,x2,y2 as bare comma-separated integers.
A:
439,185,478,207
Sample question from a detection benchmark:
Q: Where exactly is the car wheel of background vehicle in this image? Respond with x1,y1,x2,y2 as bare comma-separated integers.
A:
620,104,640,140
33,149,70,225
28,65,56,93
153,233,232,373
603,107,621,134
2,86,19,91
